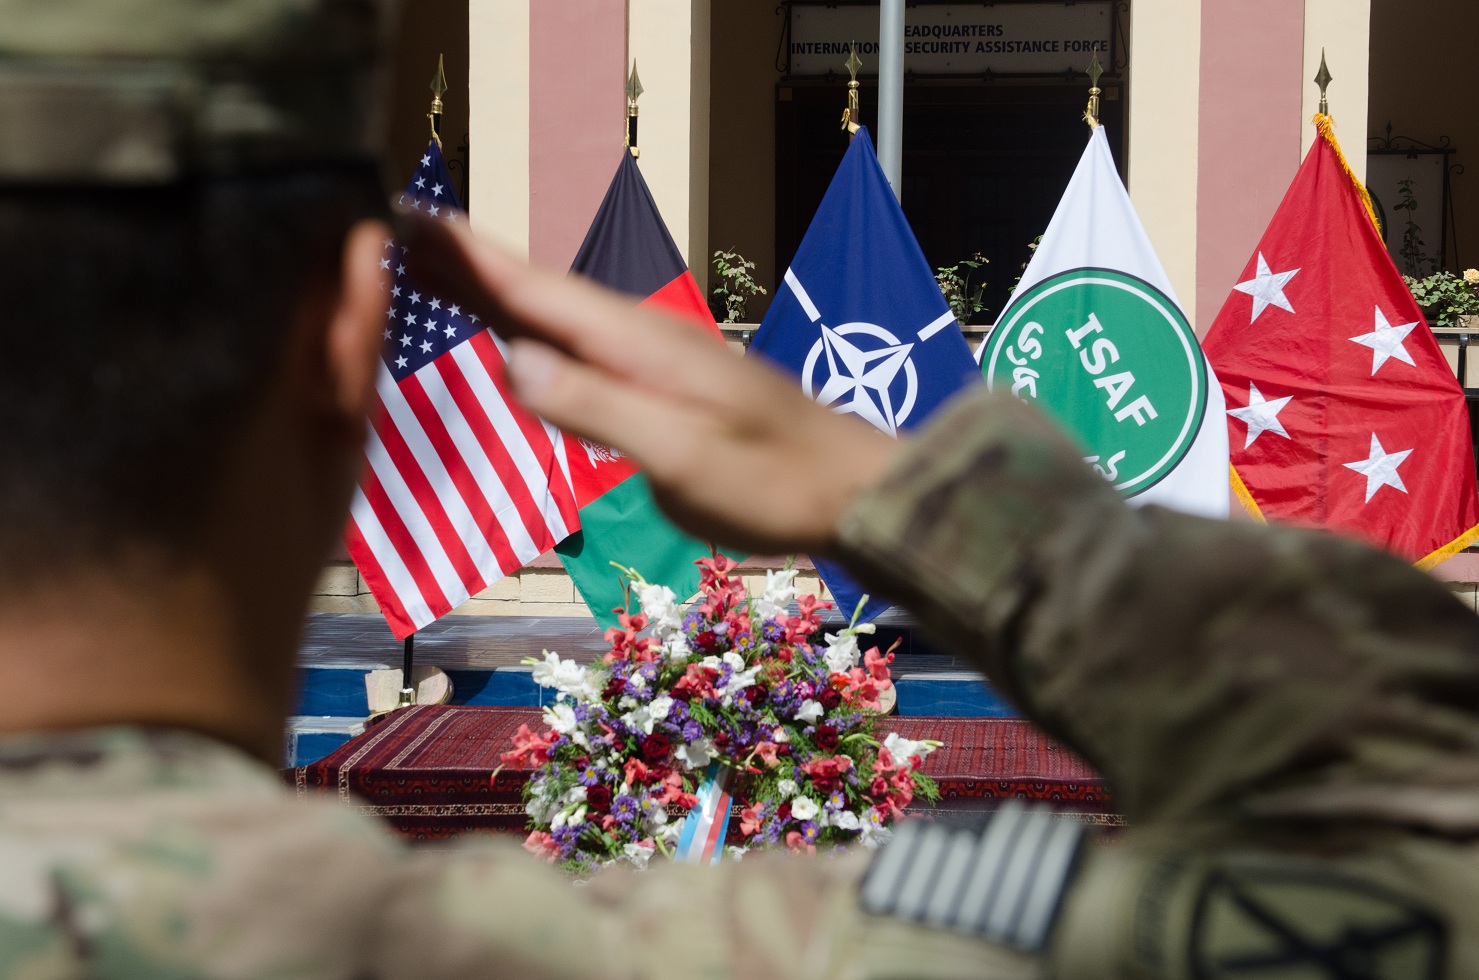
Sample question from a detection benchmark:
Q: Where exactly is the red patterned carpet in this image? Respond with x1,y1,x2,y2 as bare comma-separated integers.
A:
292,705,1116,841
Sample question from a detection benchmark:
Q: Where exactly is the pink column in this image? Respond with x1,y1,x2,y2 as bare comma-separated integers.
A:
529,1,628,270
1195,1,1306,334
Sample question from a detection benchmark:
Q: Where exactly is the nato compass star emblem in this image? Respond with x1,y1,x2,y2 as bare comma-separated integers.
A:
786,270,956,437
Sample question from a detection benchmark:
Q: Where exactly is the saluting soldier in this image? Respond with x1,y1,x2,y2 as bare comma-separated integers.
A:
0,1,1469,977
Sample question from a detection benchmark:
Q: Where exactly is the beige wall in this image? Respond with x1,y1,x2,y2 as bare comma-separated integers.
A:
1126,0,1201,318
630,0,713,291
1304,0,1371,182
1369,0,1478,269
468,1,530,254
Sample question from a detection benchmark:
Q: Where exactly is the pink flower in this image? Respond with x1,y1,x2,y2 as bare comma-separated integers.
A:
501,724,556,767
864,646,894,682
603,610,658,663
522,830,560,862
740,803,765,836
785,830,817,855
753,741,782,768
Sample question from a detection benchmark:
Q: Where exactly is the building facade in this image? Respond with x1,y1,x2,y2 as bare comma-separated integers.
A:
314,0,1479,617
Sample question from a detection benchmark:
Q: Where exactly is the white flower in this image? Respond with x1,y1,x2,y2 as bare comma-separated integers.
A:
791,796,819,821
722,652,746,672
623,841,656,870
728,846,750,862
754,568,799,620
831,809,861,832
567,805,587,827
1466,268,1479,285
620,697,672,735
530,651,594,697
634,581,683,637
858,808,891,849
772,727,789,744
883,732,936,765
676,737,717,769
525,794,556,824
542,702,578,735
625,672,648,691
648,695,674,721
823,632,861,674
562,785,588,806
663,633,691,662
777,778,798,797
795,700,824,725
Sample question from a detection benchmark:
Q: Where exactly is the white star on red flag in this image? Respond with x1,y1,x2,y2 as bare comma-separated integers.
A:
1343,433,1413,503
1349,306,1418,375
1232,253,1300,323
1227,383,1293,448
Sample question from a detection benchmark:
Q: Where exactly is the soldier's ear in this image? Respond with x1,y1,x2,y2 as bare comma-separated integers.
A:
322,220,392,427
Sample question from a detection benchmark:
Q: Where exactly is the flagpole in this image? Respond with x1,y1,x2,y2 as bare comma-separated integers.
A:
625,61,643,158
877,0,904,201
1083,53,1104,130
428,53,446,149
841,43,862,142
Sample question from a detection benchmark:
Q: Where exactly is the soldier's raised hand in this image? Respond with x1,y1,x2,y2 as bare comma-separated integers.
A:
403,212,900,556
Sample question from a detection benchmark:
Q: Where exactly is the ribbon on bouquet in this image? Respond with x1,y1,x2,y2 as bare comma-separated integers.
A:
674,763,734,865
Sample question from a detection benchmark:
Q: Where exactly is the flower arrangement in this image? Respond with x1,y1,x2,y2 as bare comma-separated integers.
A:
501,555,940,874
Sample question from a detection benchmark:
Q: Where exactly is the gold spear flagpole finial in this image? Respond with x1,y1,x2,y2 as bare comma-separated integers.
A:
1315,48,1333,117
428,53,447,149
841,42,863,140
1084,52,1104,130
625,60,643,158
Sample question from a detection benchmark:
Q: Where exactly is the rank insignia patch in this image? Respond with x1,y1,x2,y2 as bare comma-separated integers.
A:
1191,866,1445,979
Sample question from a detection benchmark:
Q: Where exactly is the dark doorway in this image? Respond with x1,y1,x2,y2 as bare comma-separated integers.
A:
776,82,1125,324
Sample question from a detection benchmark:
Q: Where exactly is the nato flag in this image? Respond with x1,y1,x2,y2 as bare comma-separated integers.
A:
749,128,980,621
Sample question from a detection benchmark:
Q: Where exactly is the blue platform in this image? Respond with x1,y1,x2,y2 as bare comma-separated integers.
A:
288,613,1015,767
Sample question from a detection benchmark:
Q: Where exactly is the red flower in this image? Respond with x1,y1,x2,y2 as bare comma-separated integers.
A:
642,733,672,761
870,777,889,798
500,724,556,768
818,686,843,710
585,784,613,812
743,684,769,705
777,801,792,822
603,677,626,701
814,724,839,751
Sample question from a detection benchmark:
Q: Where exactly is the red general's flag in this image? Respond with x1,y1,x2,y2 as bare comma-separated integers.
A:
1203,116,1479,566
555,152,737,623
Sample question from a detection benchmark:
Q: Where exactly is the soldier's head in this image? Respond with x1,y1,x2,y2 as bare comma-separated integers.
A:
0,0,395,602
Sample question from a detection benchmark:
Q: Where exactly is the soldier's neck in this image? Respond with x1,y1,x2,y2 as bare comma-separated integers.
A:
0,564,293,766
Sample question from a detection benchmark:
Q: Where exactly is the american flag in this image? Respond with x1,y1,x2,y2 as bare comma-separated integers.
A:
345,142,581,638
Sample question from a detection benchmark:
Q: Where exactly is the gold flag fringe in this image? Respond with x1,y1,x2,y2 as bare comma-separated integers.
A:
1228,465,1267,523
1314,114,1381,234
1418,522,1479,571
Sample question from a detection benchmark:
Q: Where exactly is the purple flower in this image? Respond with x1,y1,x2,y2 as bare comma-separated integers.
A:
681,720,703,742
799,820,819,844
577,765,601,787
762,621,784,642
612,794,640,824
712,620,729,636
826,792,845,812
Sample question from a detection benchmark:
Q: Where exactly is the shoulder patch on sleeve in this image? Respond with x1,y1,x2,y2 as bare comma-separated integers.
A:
858,800,1087,954
1190,865,1446,979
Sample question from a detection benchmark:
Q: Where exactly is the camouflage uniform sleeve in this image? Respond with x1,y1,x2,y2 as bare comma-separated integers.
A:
373,841,1038,979
835,387,1479,829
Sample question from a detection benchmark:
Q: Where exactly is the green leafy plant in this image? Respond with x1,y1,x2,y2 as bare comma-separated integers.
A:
711,249,768,324
1394,179,1434,277
1406,269,1479,329
935,252,990,327
1007,236,1044,300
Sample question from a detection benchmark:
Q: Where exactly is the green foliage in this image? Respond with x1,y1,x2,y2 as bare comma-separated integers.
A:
1394,179,1434,277
711,249,768,324
1007,236,1044,299
935,252,990,327
1406,269,1479,329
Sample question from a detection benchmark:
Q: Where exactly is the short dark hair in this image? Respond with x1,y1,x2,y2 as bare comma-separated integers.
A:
0,167,386,581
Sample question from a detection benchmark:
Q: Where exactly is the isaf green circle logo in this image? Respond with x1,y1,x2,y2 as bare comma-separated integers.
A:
982,268,1208,496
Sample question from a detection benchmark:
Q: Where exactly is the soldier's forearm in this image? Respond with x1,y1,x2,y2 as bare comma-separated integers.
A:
837,389,1479,827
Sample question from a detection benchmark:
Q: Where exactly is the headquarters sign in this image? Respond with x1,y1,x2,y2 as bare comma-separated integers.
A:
788,3,1112,77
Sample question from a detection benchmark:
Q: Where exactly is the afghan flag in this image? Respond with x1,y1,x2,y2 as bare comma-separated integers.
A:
556,152,733,624
1203,116,1479,565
